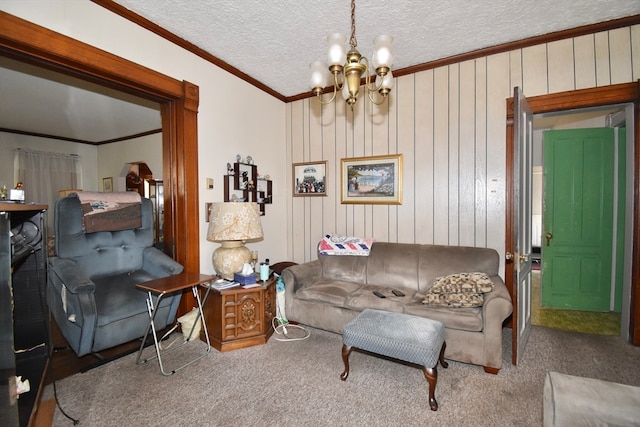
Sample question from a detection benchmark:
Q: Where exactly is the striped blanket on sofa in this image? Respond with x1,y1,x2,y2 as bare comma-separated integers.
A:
318,234,373,256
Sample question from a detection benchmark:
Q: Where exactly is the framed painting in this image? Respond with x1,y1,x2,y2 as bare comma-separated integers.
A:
340,154,402,204
102,177,113,192
293,161,327,196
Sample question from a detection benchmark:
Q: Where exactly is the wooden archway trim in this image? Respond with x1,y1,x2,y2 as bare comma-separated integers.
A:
505,81,640,347
0,11,201,278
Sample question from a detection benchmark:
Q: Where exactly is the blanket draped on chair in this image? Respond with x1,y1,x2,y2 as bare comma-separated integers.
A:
73,191,142,233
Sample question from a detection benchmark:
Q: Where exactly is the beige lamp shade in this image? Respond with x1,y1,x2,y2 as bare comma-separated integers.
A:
207,202,263,280
207,202,263,242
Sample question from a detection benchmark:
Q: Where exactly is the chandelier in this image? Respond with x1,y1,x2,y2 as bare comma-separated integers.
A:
309,0,394,108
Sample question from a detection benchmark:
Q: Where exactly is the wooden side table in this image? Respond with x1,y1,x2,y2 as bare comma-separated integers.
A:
135,272,215,375
201,277,276,351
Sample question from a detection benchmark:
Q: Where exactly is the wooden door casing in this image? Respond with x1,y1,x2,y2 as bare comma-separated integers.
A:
505,82,640,350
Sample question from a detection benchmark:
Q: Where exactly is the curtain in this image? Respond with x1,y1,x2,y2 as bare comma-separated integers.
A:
15,149,81,229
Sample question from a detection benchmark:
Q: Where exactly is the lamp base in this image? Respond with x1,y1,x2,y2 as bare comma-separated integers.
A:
212,241,251,280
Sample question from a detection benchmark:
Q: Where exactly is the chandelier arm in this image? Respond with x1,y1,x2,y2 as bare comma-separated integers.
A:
367,89,385,105
317,73,343,105
360,58,385,94
369,77,386,92
362,57,384,105
361,56,385,94
318,84,338,105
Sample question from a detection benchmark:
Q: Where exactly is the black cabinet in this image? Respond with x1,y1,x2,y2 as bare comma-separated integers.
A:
0,204,48,427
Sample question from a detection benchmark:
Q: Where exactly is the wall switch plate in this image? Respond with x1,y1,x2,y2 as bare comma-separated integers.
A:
206,178,214,189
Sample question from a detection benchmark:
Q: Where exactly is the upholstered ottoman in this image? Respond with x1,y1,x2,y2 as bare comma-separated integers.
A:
340,308,448,411
543,371,640,426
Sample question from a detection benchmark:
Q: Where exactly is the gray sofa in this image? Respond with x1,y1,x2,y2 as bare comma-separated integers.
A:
282,242,513,373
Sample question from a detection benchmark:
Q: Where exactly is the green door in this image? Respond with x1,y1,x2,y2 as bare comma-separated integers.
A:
542,128,615,311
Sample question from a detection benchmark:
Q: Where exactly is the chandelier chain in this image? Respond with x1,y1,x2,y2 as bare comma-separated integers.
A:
350,0,357,49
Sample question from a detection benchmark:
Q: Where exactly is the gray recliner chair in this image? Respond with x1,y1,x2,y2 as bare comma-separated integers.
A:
47,193,183,357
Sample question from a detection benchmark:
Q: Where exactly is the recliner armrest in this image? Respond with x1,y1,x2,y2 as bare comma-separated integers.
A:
48,257,95,293
142,247,184,277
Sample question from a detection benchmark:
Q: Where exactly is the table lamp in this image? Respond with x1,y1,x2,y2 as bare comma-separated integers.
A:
207,202,263,280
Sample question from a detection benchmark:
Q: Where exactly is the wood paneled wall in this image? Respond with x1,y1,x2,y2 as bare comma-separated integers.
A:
286,25,640,265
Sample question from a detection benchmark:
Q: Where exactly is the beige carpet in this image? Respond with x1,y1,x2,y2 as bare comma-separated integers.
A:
42,325,640,426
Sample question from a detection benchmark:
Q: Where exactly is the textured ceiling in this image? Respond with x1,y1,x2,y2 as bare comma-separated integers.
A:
112,0,640,98
0,57,161,143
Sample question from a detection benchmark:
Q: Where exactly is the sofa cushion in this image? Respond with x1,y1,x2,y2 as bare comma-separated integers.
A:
93,271,174,327
319,254,368,283
296,279,362,306
417,245,500,293
404,300,483,332
365,242,421,289
344,285,415,313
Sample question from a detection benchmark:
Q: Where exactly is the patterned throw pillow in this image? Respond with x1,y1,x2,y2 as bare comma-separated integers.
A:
422,272,494,307
422,292,485,308
429,272,494,294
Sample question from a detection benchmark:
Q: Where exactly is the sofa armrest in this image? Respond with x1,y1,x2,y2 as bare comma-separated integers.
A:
142,247,184,278
48,257,95,294
482,277,513,325
480,277,513,369
282,260,321,298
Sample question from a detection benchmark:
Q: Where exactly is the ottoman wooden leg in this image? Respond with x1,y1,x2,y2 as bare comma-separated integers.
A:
439,341,449,369
422,365,439,411
340,344,352,381
422,341,447,411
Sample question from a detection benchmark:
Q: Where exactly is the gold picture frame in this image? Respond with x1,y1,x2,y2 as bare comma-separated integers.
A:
293,161,327,197
102,177,113,192
340,154,402,204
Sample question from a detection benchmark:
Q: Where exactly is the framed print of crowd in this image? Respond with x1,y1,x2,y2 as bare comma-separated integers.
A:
293,161,327,196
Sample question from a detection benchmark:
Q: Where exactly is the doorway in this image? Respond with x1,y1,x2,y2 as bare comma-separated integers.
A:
0,11,201,286
530,111,628,335
505,84,640,364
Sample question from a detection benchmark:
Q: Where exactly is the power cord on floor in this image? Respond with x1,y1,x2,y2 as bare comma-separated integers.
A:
52,379,79,425
270,273,310,341
271,317,310,341
35,242,79,425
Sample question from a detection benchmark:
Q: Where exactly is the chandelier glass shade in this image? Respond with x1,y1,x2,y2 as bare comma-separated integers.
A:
309,0,394,108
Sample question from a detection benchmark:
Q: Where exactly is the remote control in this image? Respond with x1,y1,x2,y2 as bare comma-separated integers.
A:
373,291,386,298
391,289,405,297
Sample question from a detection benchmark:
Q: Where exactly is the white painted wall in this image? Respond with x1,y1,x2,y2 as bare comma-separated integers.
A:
1,0,288,275
97,133,163,192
